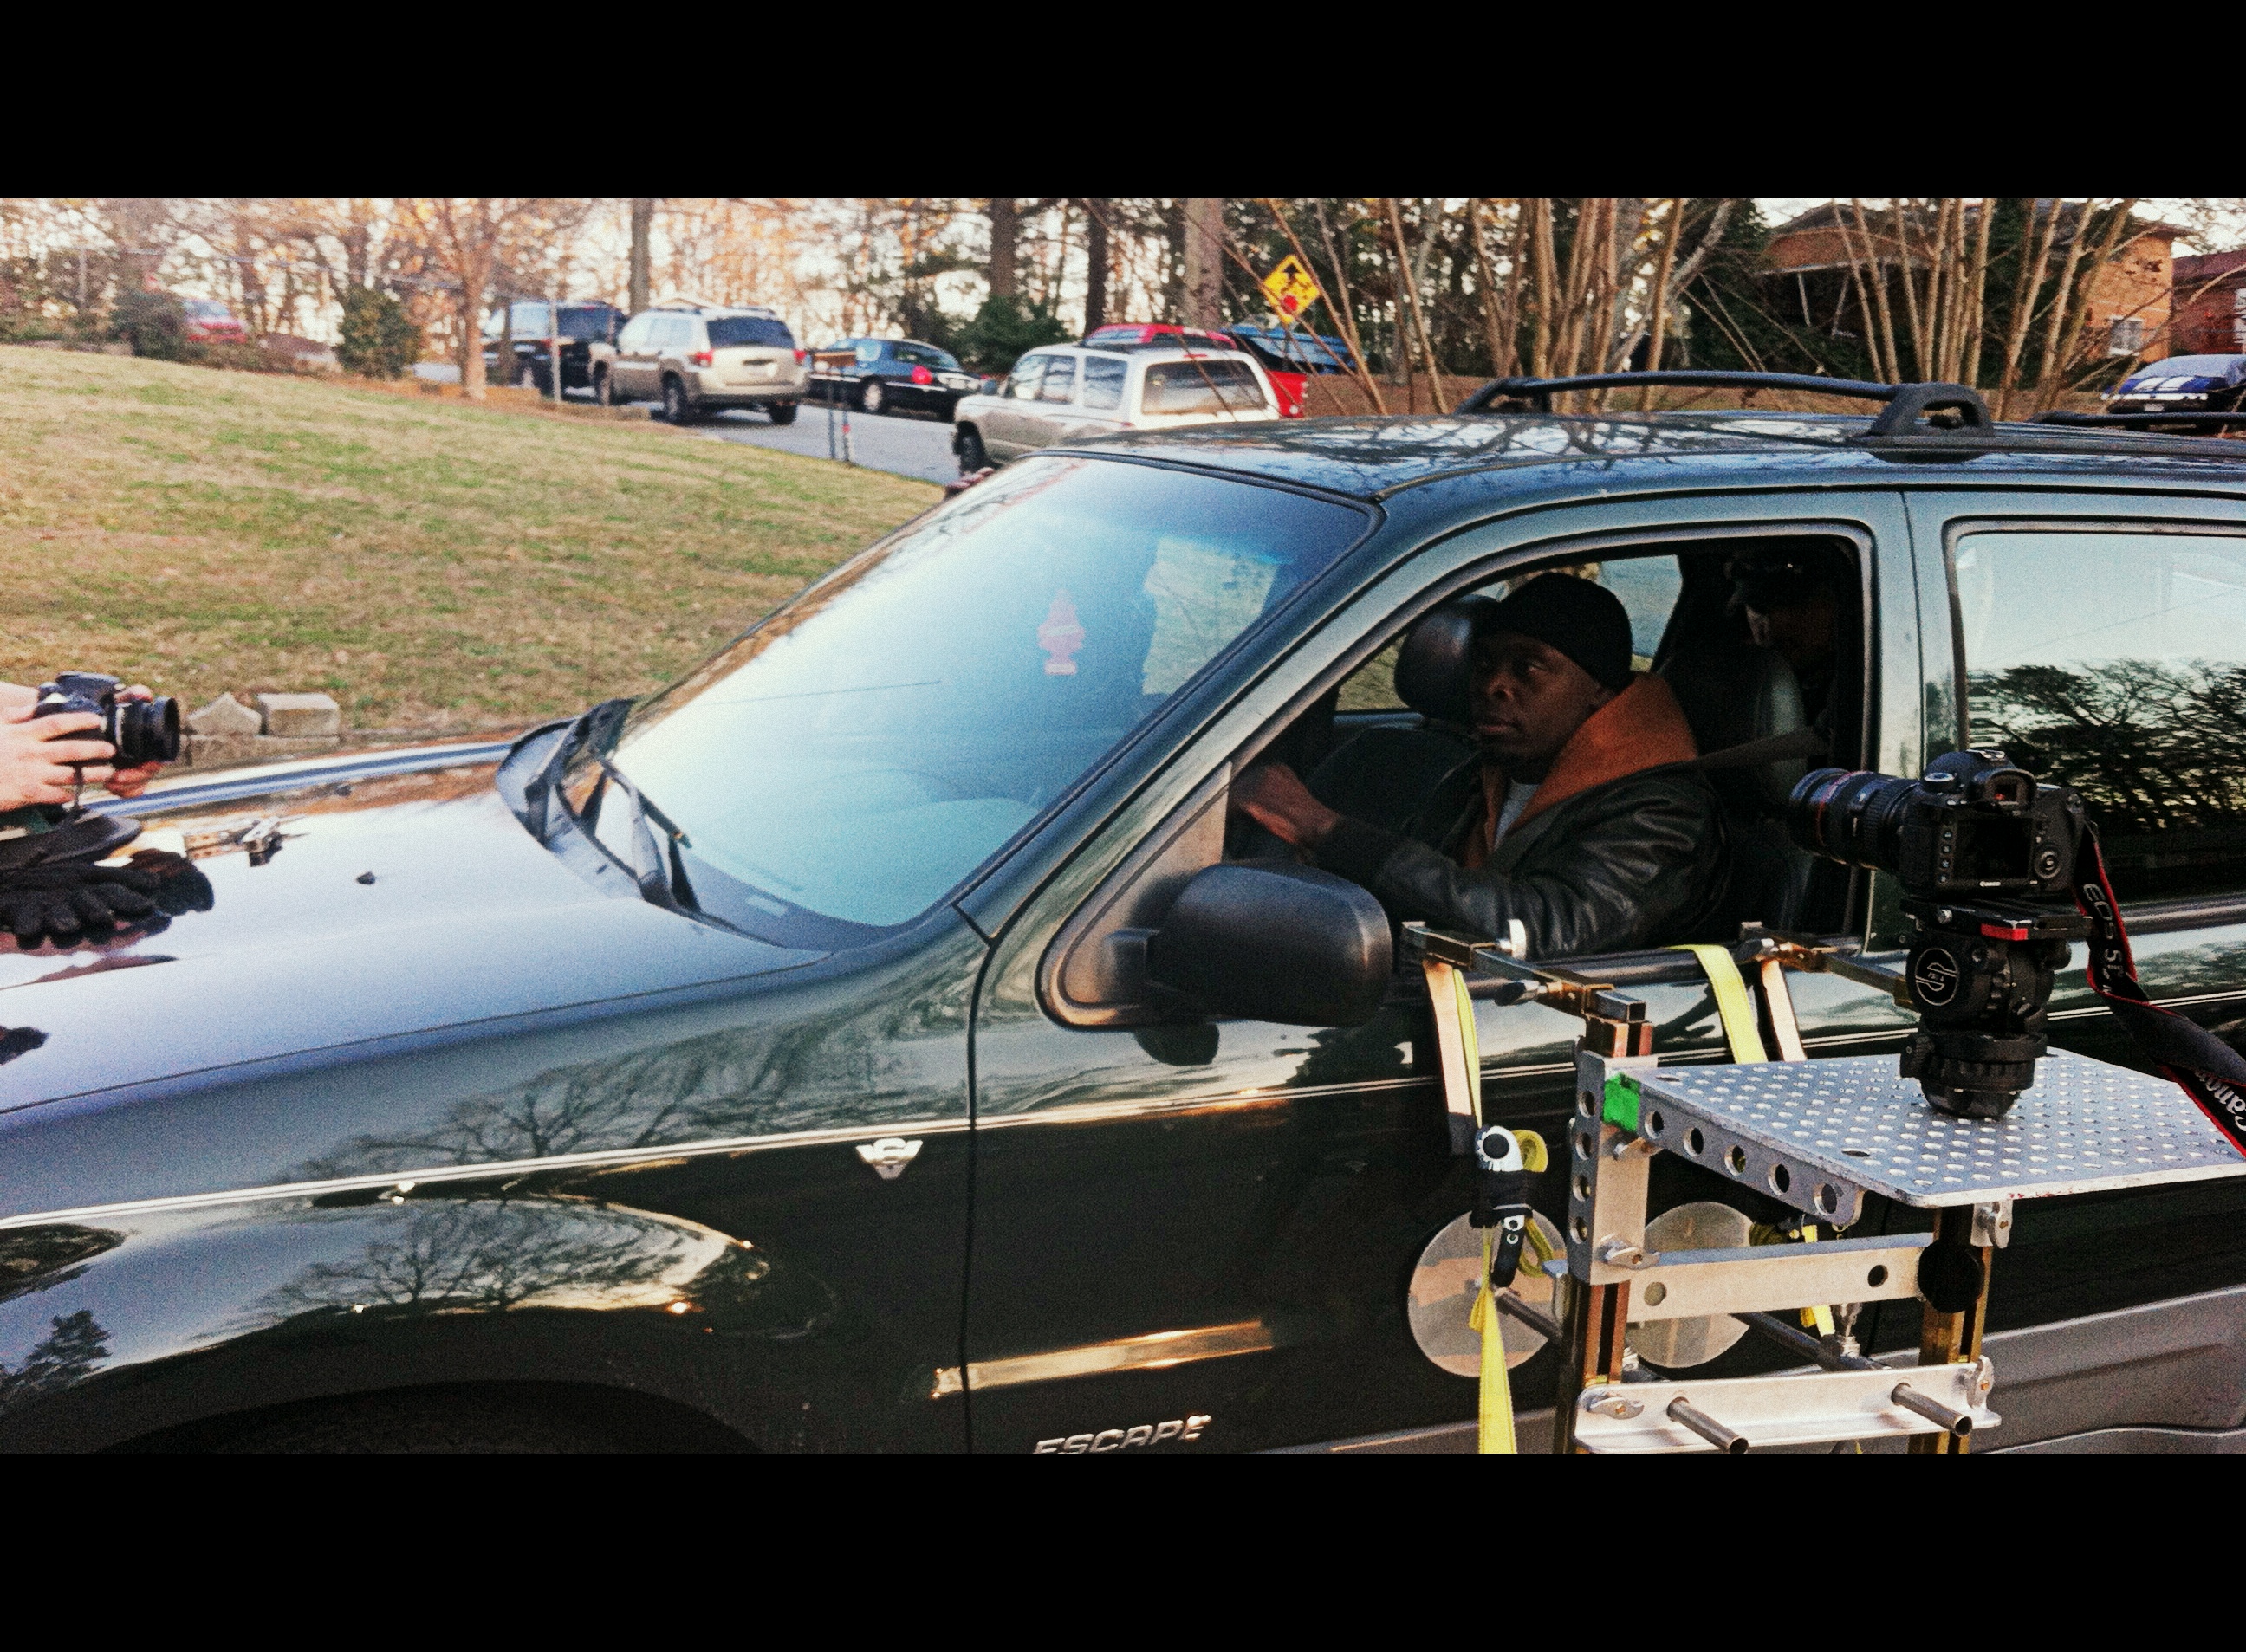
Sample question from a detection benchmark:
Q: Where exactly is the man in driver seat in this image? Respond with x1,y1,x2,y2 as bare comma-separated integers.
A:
1231,573,1728,958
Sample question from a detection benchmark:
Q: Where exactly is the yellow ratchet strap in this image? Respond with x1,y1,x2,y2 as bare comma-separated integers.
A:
1752,1221,1840,1336
1467,1126,1547,1454
1424,957,1551,1455
1669,943,1769,1065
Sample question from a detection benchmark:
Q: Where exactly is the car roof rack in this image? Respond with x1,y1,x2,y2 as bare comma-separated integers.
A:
1459,370,1986,428
1454,369,2246,462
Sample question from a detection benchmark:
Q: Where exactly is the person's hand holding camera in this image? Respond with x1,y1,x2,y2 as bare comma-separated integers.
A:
93,683,165,798
0,681,166,809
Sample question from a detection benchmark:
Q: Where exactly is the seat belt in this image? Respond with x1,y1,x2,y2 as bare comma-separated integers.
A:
1422,958,1546,1454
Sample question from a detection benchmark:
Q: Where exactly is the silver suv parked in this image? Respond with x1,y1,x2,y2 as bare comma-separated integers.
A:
593,302,808,424
951,344,1277,471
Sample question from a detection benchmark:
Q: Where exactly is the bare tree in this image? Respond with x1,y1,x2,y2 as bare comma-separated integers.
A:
1083,198,1110,332
412,198,555,399
1179,198,1224,327
986,198,1018,301
629,198,652,314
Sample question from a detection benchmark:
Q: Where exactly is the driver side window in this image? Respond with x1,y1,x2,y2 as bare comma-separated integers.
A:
1046,532,1870,1023
1333,558,1681,714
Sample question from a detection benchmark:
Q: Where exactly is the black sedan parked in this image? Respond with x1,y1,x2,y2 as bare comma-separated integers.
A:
808,338,981,417
2102,353,2246,419
481,301,627,395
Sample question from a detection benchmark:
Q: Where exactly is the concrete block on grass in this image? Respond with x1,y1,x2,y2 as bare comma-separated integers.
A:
255,692,341,738
188,692,263,736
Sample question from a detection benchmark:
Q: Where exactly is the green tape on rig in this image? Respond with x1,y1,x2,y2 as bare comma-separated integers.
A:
1602,1072,1641,1132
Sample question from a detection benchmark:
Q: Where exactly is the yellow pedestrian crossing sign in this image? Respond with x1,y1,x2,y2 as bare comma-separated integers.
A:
1261,254,1322,321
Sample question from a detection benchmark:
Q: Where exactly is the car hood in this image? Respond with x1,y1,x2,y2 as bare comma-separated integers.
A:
0,751,819,1112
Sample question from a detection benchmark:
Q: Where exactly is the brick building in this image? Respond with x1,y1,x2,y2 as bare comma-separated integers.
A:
1762,203,2178,367
2170,251,2246,356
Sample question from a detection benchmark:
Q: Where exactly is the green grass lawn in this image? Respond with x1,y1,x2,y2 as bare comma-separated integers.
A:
0,350,939,732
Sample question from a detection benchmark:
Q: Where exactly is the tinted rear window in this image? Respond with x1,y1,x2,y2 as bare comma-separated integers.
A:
708,316,796,349
1141,359,1267,415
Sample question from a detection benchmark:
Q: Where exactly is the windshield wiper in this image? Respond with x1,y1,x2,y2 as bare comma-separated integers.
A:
516,697,631,842
593,757,698,913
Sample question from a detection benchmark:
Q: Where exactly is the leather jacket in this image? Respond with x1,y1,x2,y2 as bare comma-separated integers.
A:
1314,757,1731,960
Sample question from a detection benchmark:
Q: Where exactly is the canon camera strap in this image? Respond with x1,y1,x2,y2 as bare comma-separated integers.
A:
2074,826,2246,1155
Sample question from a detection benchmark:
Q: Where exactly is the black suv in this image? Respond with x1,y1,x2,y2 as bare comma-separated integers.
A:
481,300,626,396
7,374,2246,1453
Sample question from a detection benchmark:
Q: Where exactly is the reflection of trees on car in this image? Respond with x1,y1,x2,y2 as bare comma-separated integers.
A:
289,994,972,1184
262,1199,717,1315
1971,658,2246,897
0,1310,108,1415
248,1196,837,1338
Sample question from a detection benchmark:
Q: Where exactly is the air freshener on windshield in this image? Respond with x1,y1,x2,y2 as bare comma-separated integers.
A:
1038,590,1086,676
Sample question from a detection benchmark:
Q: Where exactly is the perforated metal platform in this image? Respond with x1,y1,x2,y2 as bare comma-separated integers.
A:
1630,1050,2246,1214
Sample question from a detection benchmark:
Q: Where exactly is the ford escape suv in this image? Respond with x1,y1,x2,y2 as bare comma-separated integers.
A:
8,372,2246,1453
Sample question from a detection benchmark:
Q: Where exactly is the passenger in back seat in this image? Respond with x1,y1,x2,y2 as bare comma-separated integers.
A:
1727,541,1849,738
1230,574,1730,959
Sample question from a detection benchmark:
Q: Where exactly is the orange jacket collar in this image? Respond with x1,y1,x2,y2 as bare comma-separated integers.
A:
1507,674,1699,832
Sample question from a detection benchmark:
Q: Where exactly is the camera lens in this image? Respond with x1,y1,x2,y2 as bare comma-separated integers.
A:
1786,768,1917,872
112,696,181,766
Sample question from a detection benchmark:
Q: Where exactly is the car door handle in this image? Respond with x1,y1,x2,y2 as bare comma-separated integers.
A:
856,1137,923,1180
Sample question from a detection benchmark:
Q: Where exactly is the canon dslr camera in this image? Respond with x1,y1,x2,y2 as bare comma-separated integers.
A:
30,672,181,768
1788,749,2090,1118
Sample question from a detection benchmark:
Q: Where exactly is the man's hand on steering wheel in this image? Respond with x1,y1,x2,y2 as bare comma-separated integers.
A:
1230,761,1341,851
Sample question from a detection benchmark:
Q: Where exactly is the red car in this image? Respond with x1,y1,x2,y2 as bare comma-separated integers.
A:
181,299,248,344
1081,321,1311,418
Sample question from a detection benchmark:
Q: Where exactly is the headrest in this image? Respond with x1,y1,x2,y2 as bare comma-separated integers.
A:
1657,637,1808,812
1393,595,1496,725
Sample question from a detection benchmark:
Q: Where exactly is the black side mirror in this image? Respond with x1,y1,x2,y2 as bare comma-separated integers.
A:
1146,860,1392,1027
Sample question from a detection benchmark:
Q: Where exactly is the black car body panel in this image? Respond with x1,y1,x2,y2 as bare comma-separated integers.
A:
808,338,979,415
10,411,2246,1451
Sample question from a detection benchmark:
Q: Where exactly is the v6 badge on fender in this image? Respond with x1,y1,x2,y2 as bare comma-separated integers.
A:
1035,1415,1210,1453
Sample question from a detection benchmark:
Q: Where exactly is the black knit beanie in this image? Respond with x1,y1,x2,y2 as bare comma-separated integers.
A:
1481,573,1634,691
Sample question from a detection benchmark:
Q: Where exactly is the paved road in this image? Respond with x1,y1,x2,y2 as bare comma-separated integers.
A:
411,361,957,487
687,399,961,486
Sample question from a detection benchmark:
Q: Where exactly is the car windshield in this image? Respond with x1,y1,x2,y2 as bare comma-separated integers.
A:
1141,359,1266,415
2131,355,2245,385
708,315,795,349
580,457,1366,943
